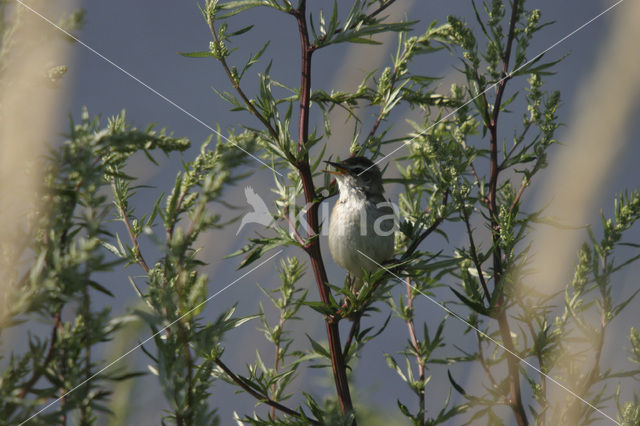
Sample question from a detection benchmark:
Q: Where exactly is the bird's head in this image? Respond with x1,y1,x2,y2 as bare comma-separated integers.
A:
324,157,385,199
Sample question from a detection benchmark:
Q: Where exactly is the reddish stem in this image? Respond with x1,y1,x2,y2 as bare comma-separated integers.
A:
292,2,355,419
486,2,528,425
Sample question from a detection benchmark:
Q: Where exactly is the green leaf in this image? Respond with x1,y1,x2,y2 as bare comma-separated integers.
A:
227,235,294,269
101,241,123,257
512,53,566,77
384,354,407,382
239,41,270,80
451,288,490,316
611,288,640,320
218,0,289,18
306,334,330,359
396,399,412,417
302,301,335,316
448,370,467,395
87,279,115,297
179,51,215,58
228,24,254,37
348,37,383,45
106,371,147,381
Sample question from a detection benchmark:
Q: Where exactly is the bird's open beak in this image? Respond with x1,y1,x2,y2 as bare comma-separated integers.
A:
323,160,347,176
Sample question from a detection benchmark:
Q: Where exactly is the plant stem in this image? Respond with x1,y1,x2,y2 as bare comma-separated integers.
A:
80,282,91,424
405,276,426,423
342,314,362,360
486,1,528,425
311,0,398,49
524,319,547,425
461,206,491,303
206,7,279,142
18,312,60,399
215,358,320,424
292,2,355,419
401,190,449,261
271,315,284,419
476,331,505,401
180,323,194,426
111,180,150,274
57,314,67,426
563,261,608,423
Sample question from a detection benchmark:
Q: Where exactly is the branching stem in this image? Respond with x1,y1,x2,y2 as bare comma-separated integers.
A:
292,1,355,418
111,180,150,274
215,358,320,424
461,206,491,303
17,312,61,399
401,190,449,261
485,1,528,425
206,9,280,144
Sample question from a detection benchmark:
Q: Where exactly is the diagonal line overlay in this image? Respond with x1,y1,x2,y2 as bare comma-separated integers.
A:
360,0,627,175
15,0,283,176
19,250,284,425
14,0,628,424
355,1,629,423
357,249,621,425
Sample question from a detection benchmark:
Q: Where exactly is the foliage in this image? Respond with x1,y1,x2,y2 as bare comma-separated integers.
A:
2,1,639,425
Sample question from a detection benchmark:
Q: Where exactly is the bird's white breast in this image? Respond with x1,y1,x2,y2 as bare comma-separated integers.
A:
328,191,395,278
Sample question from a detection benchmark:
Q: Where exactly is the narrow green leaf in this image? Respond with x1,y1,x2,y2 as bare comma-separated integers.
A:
450,288,489,316
306,334,330,359
302,301,335,316
448,370,467,395
228,24,254,37
87,279,115,297
179,51,215,58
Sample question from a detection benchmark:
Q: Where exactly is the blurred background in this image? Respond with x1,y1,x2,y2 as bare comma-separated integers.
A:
2,0,639,424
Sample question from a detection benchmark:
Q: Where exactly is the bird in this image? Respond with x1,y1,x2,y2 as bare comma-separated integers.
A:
325,157,395,292
236,186,272,235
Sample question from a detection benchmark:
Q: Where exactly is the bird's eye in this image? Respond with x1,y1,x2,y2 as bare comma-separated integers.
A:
352,167,364,174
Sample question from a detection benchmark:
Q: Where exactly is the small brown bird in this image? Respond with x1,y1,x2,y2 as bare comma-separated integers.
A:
325,157,395,291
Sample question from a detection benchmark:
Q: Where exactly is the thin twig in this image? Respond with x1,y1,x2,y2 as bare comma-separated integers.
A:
166,188,188,243
476,330,505,400
206,7,280,144
405,276,426,422
461,206,491,303
342,314,362,360
364,41,401,149
271,314,286,419
18,312,61,399
402,190,449,261
310,0,398,51
81,282,91,424
563,265,608,423
283,205,307,246
215,358,320,424
57,314,67,425
499,120,533,170
111,181,150,274
179,323,194,425
523,319,547,425
508,177,529,214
